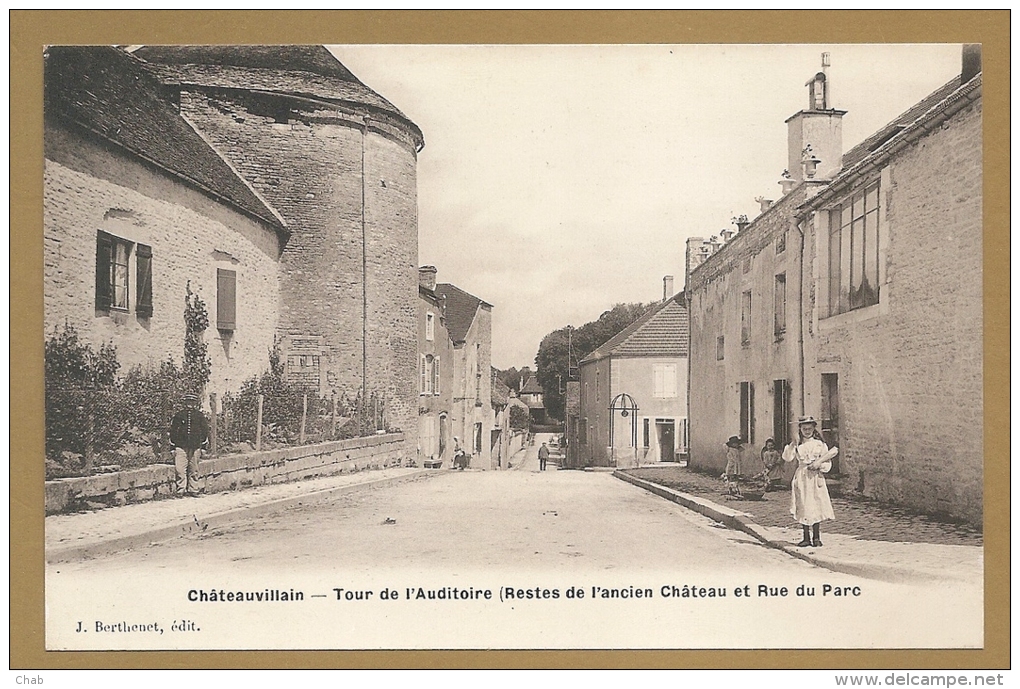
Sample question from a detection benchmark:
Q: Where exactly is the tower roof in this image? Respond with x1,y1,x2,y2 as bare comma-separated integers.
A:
133,45,422,146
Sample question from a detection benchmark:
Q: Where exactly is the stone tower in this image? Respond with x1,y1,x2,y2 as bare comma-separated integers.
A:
135,45,424,441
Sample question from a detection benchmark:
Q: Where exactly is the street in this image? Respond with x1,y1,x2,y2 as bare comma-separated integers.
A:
46,435,981,650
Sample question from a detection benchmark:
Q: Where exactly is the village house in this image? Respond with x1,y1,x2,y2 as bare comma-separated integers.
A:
43,46,288,400
686,48,982,523
434,282,495,470
518,373,547,425
416,266,454,467
577,277,690,468
44,44,426,458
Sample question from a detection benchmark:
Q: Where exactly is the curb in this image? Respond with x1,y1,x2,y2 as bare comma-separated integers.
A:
46,469,435,564
613,471,968,584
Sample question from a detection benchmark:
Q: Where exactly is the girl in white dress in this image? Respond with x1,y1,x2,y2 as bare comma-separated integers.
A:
782,416,838,547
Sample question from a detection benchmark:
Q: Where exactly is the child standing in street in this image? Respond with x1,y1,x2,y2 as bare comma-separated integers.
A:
783,416,838,546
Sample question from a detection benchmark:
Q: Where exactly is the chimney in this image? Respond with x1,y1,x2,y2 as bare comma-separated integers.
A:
418,265,437,292
662,275,674,301
962,44,981,84
786,53,845,183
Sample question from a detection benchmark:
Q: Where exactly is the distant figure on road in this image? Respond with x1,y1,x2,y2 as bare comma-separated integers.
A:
783,416,838,547
538,442,550,471
453,436,468,470
169,391,209,497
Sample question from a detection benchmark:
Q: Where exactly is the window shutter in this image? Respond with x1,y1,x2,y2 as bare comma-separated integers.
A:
217,268,236,331
95,231,112,311
433,356,440,395
420,355,427,394
136,243,153,318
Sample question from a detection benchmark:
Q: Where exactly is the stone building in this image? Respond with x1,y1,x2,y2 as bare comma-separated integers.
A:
133,44,424,443
434,283,495,470
43,46,288,399
518,374,547,425
416,266,454,467
577,279,690,468
686,49,982,523
44,44,426,464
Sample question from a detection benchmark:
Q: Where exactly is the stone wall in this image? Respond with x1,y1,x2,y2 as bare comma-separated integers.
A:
43,122,282,399
687,188,810,474
45,432,405,514
806,98,983,523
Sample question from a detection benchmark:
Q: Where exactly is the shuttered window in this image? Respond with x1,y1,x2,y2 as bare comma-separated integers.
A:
420,355,428,394
96,231,138,314
136,244,153,318
95,232,113,311
217,268,236,331
433,356,440,395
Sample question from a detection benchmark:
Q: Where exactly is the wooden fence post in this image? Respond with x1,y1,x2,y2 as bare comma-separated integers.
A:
300,393,308,445
331,392,337,439
208,393,218,456
255,393,264,452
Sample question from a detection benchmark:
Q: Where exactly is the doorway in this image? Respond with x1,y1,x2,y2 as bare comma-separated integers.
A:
655,418,675,462
820,373,840,473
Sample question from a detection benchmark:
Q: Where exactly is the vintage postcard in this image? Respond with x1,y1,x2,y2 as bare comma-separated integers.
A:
13,10,1008,669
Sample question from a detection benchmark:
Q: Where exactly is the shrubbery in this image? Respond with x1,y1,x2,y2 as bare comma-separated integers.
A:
44,321,396,479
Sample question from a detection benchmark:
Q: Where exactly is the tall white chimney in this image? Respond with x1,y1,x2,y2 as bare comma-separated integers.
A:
663,275,675,301
786,53,845,184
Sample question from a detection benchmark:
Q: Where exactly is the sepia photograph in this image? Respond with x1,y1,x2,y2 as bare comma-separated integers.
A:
38,40,987,652
13,11,1007,670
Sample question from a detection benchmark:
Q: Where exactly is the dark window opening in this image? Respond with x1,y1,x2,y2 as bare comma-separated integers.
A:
772,379,790,447
739,381,755,445
774,273,787,337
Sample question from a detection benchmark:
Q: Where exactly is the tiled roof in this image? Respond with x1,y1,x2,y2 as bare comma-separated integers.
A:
581,294,689,364
44,46,286,233
520,376,543,395
434,283,492,344
804,72,980,213
133,45,422,144
841,77,963,169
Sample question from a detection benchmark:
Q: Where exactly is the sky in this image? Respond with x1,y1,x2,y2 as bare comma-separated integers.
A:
328,44,964,369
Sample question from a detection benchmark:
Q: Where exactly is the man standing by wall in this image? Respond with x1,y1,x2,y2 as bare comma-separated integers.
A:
170,392,209,496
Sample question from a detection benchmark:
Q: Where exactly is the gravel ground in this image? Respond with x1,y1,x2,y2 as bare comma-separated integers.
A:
625,466,982,546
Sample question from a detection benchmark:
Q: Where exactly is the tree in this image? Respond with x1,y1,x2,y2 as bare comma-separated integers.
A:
534,302,656,421
494,366,522,393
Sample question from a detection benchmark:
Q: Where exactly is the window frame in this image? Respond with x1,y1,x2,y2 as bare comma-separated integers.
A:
774,272,787,338
827,180,881,317
740,290,752,346
425,311,435,341
96,231,152,317
652,363,678,399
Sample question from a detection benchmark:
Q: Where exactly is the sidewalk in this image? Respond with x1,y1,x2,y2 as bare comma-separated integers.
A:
616,467,983,584
45,467,431,564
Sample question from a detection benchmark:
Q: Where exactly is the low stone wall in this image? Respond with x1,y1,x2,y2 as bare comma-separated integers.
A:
45,432,406,514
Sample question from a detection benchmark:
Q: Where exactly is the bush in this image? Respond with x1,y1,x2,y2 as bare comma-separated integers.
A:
44,324,125,477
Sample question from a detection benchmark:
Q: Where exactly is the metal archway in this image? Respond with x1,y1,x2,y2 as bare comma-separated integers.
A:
608,392,639,450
